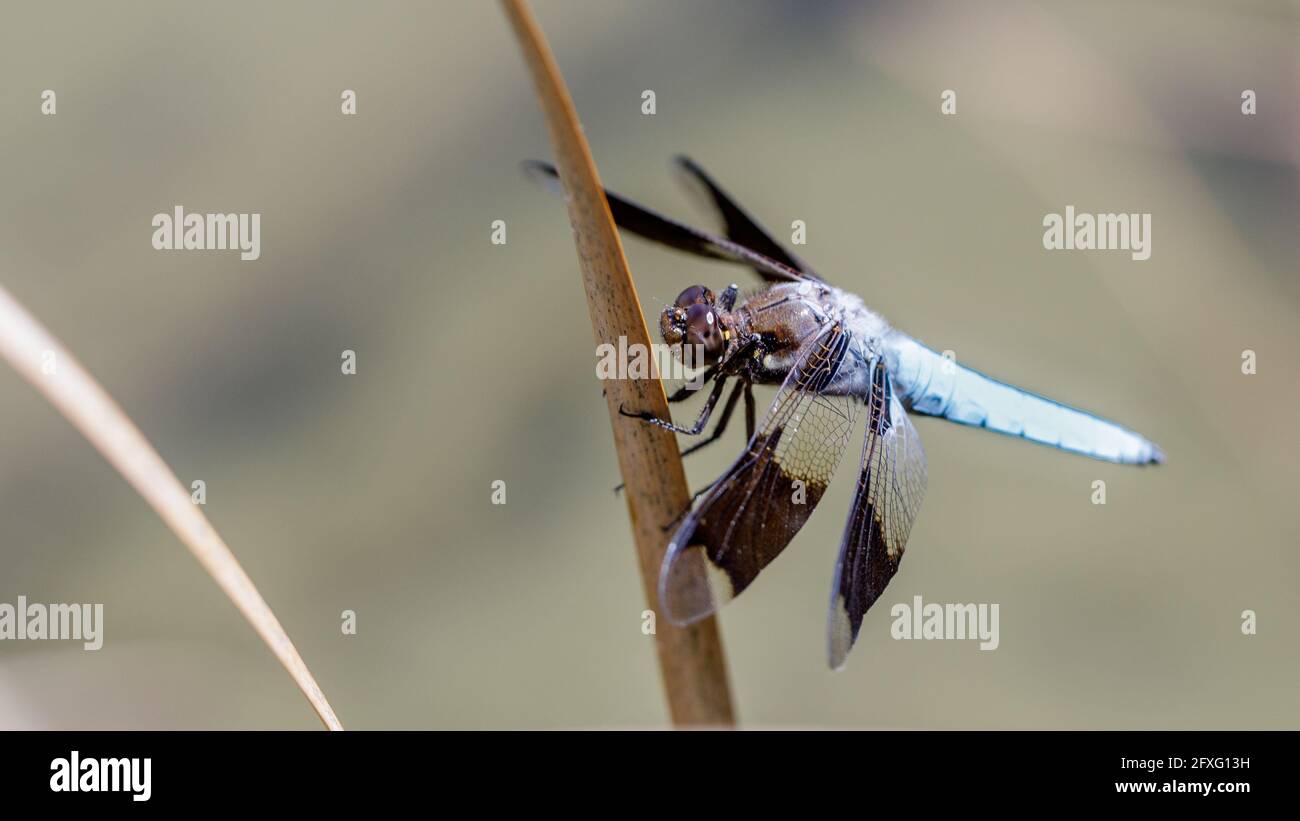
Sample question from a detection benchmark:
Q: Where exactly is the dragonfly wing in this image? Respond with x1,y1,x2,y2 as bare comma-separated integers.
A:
660,323,860,625
523,160,811,283
828,359,928,670
671,155,823,282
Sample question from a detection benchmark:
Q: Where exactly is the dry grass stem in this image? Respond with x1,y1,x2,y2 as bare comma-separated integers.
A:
501,0,736,726
0,283,342,730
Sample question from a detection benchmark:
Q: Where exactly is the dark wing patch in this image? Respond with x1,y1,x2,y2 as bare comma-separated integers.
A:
828,360,928,669
659,324,860,625
672,155,822,282
523,160,811,283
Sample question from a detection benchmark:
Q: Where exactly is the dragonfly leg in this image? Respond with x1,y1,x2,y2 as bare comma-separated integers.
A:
678,379,746,459
665,364,719,403
618,334,757,429
613,379,747,496
619,375,728,435
655,382,754,521
613,339,759,494
743,380,755,439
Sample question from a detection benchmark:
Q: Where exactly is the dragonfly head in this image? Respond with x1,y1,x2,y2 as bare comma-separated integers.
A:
660,285,731,366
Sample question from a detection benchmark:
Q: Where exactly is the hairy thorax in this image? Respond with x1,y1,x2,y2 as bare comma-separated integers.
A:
731,282,890,390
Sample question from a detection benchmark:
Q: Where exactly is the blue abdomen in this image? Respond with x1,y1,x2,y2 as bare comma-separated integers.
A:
881,332,1163,465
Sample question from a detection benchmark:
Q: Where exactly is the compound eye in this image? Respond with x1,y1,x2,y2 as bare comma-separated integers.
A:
674,285,715,310
683,303,725,365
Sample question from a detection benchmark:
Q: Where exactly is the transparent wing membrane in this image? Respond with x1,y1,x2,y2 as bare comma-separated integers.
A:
828,361,928,669
660,324,859,624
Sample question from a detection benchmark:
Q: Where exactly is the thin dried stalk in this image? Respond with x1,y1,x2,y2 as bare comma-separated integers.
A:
501,0,736,726
0,283,342,730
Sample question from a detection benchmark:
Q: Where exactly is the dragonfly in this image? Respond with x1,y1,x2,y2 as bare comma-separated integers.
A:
528,157,1164,669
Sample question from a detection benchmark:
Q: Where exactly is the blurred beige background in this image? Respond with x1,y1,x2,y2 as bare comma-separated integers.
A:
0,0,1296,729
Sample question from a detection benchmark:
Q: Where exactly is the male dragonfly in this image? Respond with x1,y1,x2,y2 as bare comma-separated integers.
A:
528,157,1163,669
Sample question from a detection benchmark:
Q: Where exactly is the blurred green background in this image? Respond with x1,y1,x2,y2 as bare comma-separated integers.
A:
0,0,1296,729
